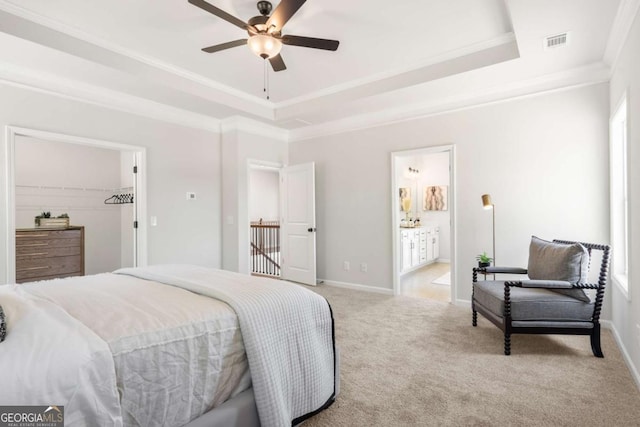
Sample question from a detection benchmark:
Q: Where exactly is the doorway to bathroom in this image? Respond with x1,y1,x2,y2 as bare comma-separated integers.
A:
391,145,455,303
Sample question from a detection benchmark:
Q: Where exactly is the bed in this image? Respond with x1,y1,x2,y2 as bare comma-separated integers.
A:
0,264,338,426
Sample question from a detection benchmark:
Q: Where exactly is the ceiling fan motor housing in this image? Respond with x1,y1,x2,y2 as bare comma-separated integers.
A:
257,1,273,16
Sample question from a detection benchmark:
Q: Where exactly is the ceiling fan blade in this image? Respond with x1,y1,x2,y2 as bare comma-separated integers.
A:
269,54,287,72
281,35,339,51
188,0,252,31
202,39,247,53
266,0,307,31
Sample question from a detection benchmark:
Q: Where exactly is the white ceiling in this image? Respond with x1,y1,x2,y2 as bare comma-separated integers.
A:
0,0,624,134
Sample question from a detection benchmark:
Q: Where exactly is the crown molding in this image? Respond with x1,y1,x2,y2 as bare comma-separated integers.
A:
288,63,610,142
0,62,221,133
0,0,272,114
603,0,640,70
274,34,519,121
275,33,517,110
221,116,289,142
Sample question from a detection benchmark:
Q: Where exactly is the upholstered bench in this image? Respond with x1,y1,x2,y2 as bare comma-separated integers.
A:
472,237,610,357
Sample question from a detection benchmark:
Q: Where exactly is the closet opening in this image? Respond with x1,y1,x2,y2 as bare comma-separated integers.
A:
391,146,456,303
4,127,147,284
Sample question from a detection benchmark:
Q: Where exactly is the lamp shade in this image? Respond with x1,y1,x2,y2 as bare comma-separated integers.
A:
247,34,283,59
481,194,493,209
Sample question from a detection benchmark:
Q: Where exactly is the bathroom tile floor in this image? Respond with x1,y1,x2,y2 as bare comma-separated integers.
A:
401,262,450,302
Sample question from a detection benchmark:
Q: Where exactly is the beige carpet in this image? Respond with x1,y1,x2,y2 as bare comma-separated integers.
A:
303,284,640,426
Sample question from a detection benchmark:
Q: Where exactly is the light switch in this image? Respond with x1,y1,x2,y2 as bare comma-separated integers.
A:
150,216,157,227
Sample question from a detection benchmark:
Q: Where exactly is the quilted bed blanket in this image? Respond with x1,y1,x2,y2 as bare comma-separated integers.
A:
115,264,336,427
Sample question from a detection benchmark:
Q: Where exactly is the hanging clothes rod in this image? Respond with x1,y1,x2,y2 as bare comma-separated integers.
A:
104,193,134,205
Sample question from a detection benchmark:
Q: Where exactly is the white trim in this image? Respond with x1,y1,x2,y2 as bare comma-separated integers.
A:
609,90,630,301
603,0,640,70
3,126,148,283
391,145,456,303
602,320,640,391
221,116,289,141
0,0,269,109
4,127,16,284
319,279,393,295
613,275,630,301
275,33,517,109
289,64,610,142
0,66,221,133
454,299,472,308
246,158,283,278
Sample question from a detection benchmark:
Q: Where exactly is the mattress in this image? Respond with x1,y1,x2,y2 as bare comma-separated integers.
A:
23,273,251,426
0,266,336,427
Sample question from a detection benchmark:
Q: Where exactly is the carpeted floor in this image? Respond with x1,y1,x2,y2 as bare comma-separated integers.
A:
304,284,640,426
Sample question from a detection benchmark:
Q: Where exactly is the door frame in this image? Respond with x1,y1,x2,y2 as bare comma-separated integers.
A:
246,159,282,276
3,126,148,284
390,145,456,301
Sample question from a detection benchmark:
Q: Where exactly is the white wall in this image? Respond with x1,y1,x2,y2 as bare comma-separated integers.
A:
289,84,610,303
0,83,222,283
14,137,123,275
609,9,640,385
418,151,451,260
249,169,279,222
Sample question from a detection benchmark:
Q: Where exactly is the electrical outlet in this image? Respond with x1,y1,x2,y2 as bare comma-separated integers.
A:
360,262,368,273
343,261,350,271
186,192,196,200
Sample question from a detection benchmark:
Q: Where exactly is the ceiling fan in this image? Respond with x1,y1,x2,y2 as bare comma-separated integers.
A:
188,0,340,72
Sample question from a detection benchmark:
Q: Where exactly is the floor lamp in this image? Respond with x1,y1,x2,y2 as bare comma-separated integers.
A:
481,194,495,267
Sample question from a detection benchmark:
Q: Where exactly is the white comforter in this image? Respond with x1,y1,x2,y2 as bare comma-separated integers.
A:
0,284,122,426
21,273,250,427
116,265,336,427
0,266,336,427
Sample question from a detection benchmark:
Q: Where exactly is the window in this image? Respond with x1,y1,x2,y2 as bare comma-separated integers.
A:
610,95,629,296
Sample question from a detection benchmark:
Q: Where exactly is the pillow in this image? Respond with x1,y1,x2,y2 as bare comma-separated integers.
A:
0,304,6,342
528,236,590,302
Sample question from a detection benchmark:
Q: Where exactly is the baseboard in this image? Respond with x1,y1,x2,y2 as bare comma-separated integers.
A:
454,298,472,308
602,320,640,391
319,279,393,295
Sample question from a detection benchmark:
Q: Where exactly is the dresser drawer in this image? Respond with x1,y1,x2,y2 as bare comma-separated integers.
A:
16,229,82,241
16,255,82,281
16,245,81,259
15,227,85,283
16,236,82,251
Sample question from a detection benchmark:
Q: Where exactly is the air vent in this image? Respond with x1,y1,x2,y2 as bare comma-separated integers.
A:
544,32,569,50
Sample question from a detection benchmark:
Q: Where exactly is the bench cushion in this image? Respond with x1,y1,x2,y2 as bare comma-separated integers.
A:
527,236,590,302
473,281,594,322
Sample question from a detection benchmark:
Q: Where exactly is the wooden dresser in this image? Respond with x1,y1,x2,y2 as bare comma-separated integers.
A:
15,226,85,283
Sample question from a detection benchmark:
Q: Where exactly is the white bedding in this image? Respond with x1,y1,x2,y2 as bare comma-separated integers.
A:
23,273,250,427
116,265,336,427
0,266,336,427
0,284,122,426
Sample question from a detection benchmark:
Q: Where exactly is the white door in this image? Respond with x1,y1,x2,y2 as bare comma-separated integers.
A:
280,163,316,285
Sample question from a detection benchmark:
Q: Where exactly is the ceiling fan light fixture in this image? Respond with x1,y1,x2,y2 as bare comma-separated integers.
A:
247,34,282,59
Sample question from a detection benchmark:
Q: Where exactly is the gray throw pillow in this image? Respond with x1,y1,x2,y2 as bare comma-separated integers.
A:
0,304,6,342
528,236,590,302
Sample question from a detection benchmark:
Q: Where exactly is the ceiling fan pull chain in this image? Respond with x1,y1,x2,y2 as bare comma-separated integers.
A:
263,58,270,100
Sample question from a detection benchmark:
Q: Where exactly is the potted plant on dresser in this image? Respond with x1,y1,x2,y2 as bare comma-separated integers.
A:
35,212,70,228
